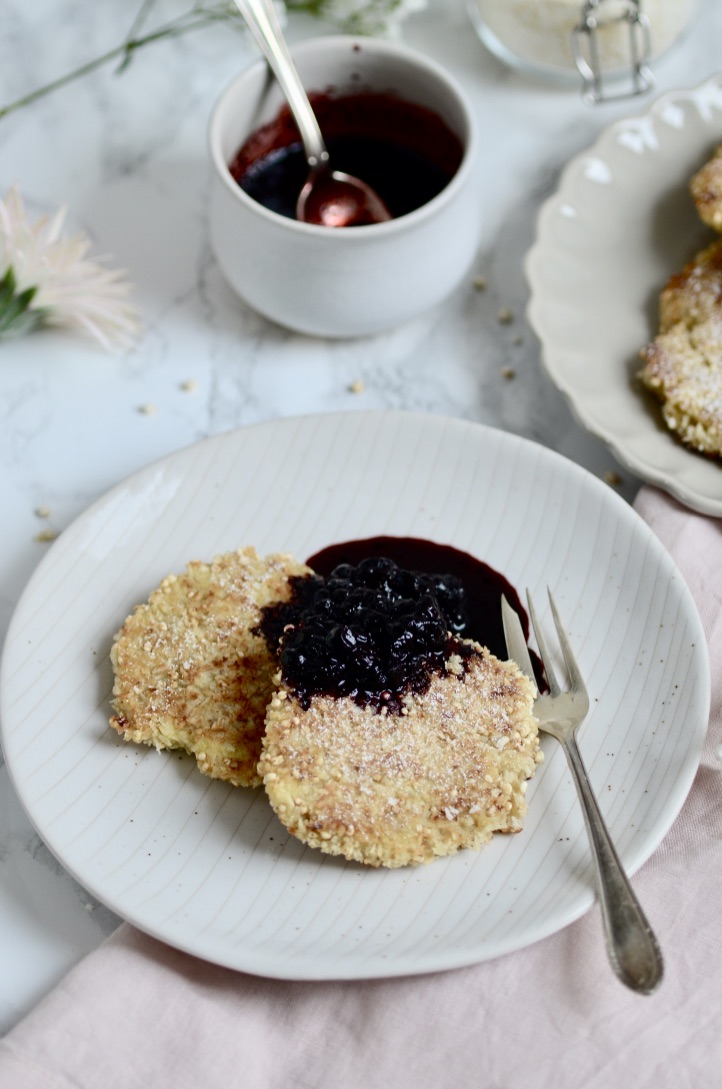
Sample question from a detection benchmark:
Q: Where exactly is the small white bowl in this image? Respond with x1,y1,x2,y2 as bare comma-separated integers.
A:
208,35,480,338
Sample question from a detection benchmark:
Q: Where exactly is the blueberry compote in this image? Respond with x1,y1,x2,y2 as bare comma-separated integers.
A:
257,538,540,714
229,92,463,222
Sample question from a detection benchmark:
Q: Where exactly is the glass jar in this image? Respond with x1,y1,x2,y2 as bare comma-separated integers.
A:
468,0,699,102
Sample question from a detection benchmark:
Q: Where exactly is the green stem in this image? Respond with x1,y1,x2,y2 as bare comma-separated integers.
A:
0,0,398,122
0,6,240,121
116,0,163,74
286,0,327,13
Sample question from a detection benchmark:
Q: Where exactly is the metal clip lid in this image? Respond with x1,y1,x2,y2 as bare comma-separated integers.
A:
572,0,654,104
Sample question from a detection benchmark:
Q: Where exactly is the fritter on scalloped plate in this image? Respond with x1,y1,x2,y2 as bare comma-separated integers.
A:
691,144,722,233
639,238,722,457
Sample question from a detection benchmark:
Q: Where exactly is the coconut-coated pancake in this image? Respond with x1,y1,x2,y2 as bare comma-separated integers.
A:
656,236,722,333
109,548,311,787
691,144,722,233
259,644,542,868
639,238,722,456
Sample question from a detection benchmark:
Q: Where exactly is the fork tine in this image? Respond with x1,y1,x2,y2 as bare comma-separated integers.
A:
526,589,562,697
547,589,589,705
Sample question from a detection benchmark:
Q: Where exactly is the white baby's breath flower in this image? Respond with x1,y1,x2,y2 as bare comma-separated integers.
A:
0,186,140,352
287,0,426,36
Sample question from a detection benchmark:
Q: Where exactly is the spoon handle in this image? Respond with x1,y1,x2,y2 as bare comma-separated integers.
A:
232,0,329,168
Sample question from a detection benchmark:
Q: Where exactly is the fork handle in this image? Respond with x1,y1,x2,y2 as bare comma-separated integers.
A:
562,734,664,994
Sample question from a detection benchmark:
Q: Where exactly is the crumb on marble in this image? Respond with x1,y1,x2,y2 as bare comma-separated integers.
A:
473,276,488,291
604,470,623,487
497,308,514,325
512,333,524,346
138,403,157,415
34,505,51,519
180,379,198,393
34,528,59,543
501,367,516,380
348,379,365,394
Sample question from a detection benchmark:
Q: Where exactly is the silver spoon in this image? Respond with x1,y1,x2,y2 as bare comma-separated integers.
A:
232,0,391,227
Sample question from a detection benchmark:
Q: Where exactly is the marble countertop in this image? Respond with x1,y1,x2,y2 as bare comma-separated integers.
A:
1,0,720,1035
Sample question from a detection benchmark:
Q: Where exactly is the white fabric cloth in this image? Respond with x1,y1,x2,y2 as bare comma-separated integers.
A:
1,485,721,1089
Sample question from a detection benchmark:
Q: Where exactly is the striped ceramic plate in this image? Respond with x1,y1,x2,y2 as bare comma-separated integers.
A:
0,412,709,978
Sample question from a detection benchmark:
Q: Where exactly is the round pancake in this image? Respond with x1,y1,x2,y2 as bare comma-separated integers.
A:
109,547,311,787
639,238,722,456
691,144,722,233
260,644,542,867
657,237,722,333
639,320,722,456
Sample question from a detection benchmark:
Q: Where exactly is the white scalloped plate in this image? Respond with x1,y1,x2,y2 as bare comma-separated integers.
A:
526,75,722,515
0,413,709,978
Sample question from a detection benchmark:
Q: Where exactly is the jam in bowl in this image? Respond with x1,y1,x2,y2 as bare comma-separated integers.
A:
230,90,464,224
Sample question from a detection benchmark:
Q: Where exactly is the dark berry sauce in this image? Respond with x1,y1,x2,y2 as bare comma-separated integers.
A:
258,538,542,713
308,538,526,662
229,92,463,222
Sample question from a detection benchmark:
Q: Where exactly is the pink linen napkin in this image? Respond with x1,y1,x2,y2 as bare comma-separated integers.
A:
2,485,722,1089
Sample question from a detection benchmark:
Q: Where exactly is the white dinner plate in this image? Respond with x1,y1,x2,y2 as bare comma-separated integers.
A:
0,412,709,979
526,74,722,516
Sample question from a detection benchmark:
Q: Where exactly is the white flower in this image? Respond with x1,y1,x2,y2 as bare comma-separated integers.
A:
287,0,426,37
0,186,141,352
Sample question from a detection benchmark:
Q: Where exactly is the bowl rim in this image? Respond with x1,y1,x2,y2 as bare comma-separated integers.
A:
207,34,478,237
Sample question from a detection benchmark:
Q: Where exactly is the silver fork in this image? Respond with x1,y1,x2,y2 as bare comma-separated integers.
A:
501,590,664,994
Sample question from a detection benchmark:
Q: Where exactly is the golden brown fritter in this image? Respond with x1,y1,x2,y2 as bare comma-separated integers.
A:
109,547,311,787
639,238,722,456
691,144,722,233
259,644,542,868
